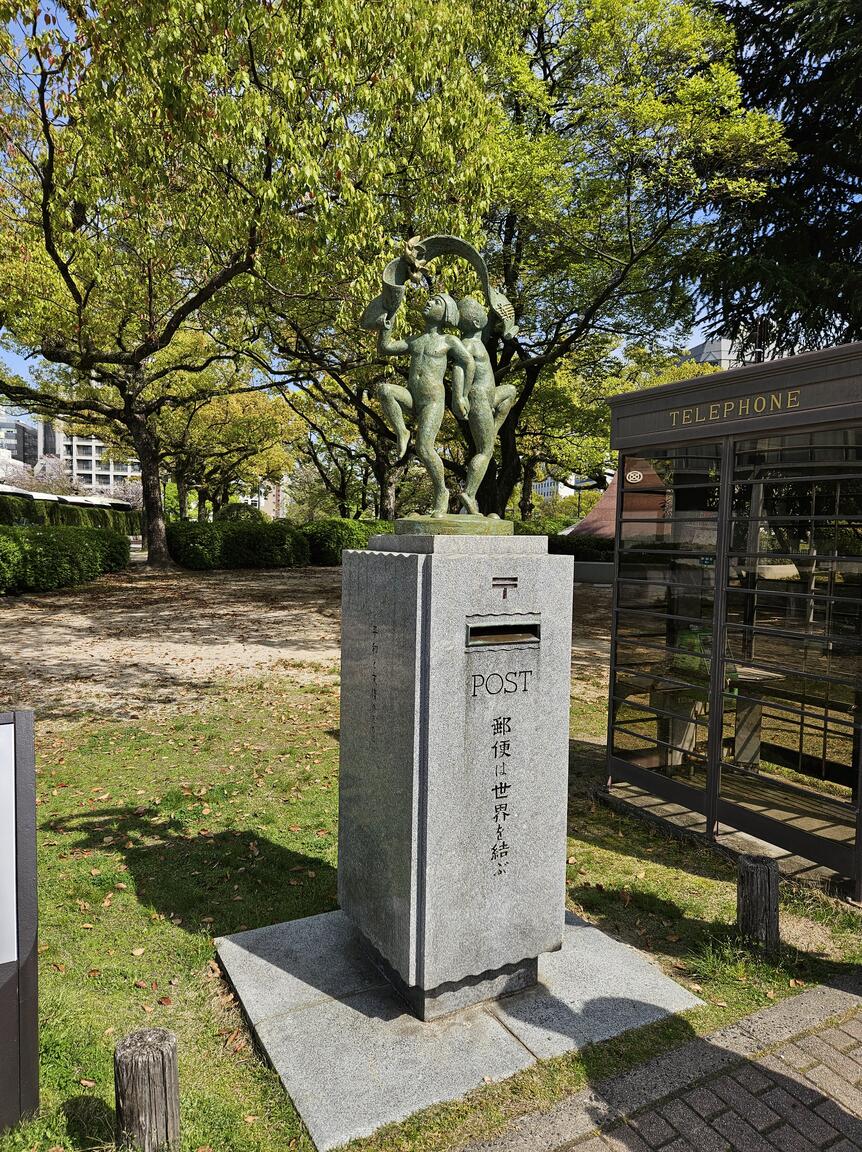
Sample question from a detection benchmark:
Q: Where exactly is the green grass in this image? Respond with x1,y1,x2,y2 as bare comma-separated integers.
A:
2,675,859,1152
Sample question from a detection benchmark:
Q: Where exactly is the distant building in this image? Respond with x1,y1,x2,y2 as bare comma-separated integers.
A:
532,476,560,501
58,430,140,492
0,407,37,466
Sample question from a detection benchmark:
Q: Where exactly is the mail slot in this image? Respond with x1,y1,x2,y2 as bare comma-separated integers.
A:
466,622,541,647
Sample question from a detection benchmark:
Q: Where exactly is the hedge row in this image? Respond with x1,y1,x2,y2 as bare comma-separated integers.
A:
0,492,142,533
166,520,310,570
0,525,130,594
164,515,615,571
548,534,615,561
300,519,394,565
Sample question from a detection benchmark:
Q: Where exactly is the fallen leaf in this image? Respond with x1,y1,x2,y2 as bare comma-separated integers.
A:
131,948,145,957
288,824,302,833
115,883,127,891
81,923,94,930
636,870,646,879
87,969,101,979
714,999,728,1008
766,989,775,999
567,856,575,865
158,996,173,1006
79,1078,96,1088
691,983,703,993
169,978,179,987
90,868,101,877
134,980,148,989
142,1004,154,1013
243,1115,258,1124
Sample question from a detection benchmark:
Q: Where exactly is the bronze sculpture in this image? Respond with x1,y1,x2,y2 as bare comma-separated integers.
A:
360,236,517,520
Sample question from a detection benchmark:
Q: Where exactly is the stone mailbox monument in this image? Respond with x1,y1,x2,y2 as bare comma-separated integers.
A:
339,532,572,1019
216,236,699,1150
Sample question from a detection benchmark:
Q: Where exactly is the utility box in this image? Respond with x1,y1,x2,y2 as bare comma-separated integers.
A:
0,711,38,1133
338,534,573,1019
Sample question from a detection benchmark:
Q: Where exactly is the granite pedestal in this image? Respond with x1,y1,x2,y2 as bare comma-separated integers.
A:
216,911,702,1151
338,534,573,1017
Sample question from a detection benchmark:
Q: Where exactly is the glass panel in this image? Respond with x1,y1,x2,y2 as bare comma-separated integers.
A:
718,430,861,824
617,578,716,615
612,444,723,784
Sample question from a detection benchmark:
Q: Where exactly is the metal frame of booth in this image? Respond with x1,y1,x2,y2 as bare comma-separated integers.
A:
606,343,862,902
0,711,38,1133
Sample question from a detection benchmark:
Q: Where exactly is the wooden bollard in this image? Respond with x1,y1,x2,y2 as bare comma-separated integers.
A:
737,854,780,957
115,1029,180,1151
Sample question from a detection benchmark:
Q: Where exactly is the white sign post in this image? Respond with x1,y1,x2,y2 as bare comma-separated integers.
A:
0,711,38,1133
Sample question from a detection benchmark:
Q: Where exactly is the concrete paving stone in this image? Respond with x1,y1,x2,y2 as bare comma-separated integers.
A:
732,1065,774,1095
255,990,534,1151
683,1087,725,1120
759,1086,840,1146
828,1143,862,1152
842,1018,862,1043
760,1044,816,1073
490,916,701,1060
712,1076,781,1132
756,1057,823,1103
455,1089,609,1152
711,1110,776,1152
737,988,862,1051
600,1039,741,1119
798,1037,862,1086
764,1123,818,1152
574,1139,608,1152
806,1065,862,1119
215,911,387,1025
663,1092,719,1138
662,1140,695,1152
602,1125,653,1152
814,1099,862,1145
820,1027,858,1053
629,1110,678,1147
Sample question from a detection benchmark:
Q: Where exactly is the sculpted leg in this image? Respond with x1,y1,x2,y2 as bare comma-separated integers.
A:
378,382,413,459
493,384,517,433
414,399,449,516
461,400,494,515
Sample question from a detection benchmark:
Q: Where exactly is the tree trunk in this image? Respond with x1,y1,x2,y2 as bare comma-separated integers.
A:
197,489,208,522
176,478,188,521
737,854,780,956
133,427,170,566
519,458,537,521
115,1029,180,1151
374,452,404,522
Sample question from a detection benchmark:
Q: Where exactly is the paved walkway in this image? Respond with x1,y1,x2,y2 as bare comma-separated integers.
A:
464,978,862,1152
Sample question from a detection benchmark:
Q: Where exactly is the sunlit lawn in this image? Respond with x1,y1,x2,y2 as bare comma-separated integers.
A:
2,675,859,1152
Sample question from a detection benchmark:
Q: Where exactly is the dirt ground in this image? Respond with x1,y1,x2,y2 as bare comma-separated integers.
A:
1,563,612,721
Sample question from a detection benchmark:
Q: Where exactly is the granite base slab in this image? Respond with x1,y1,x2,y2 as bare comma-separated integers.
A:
216,911,702,1151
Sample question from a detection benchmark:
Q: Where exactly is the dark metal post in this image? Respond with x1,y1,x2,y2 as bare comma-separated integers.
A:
605,459,625,788
704,439,734,840
0,710,38,1133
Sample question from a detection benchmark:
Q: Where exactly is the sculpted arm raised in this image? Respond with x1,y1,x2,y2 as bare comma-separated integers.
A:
377,326,411,358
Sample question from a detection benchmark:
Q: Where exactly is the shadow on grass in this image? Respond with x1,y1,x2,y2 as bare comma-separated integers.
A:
60,1095,114,1150
567,736,735,885
44,807,337,938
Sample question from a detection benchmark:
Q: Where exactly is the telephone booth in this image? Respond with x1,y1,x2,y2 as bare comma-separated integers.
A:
606,344,862,901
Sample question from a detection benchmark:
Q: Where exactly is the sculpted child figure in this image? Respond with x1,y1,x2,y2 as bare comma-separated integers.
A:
451,296,517,515
375,292,474,517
